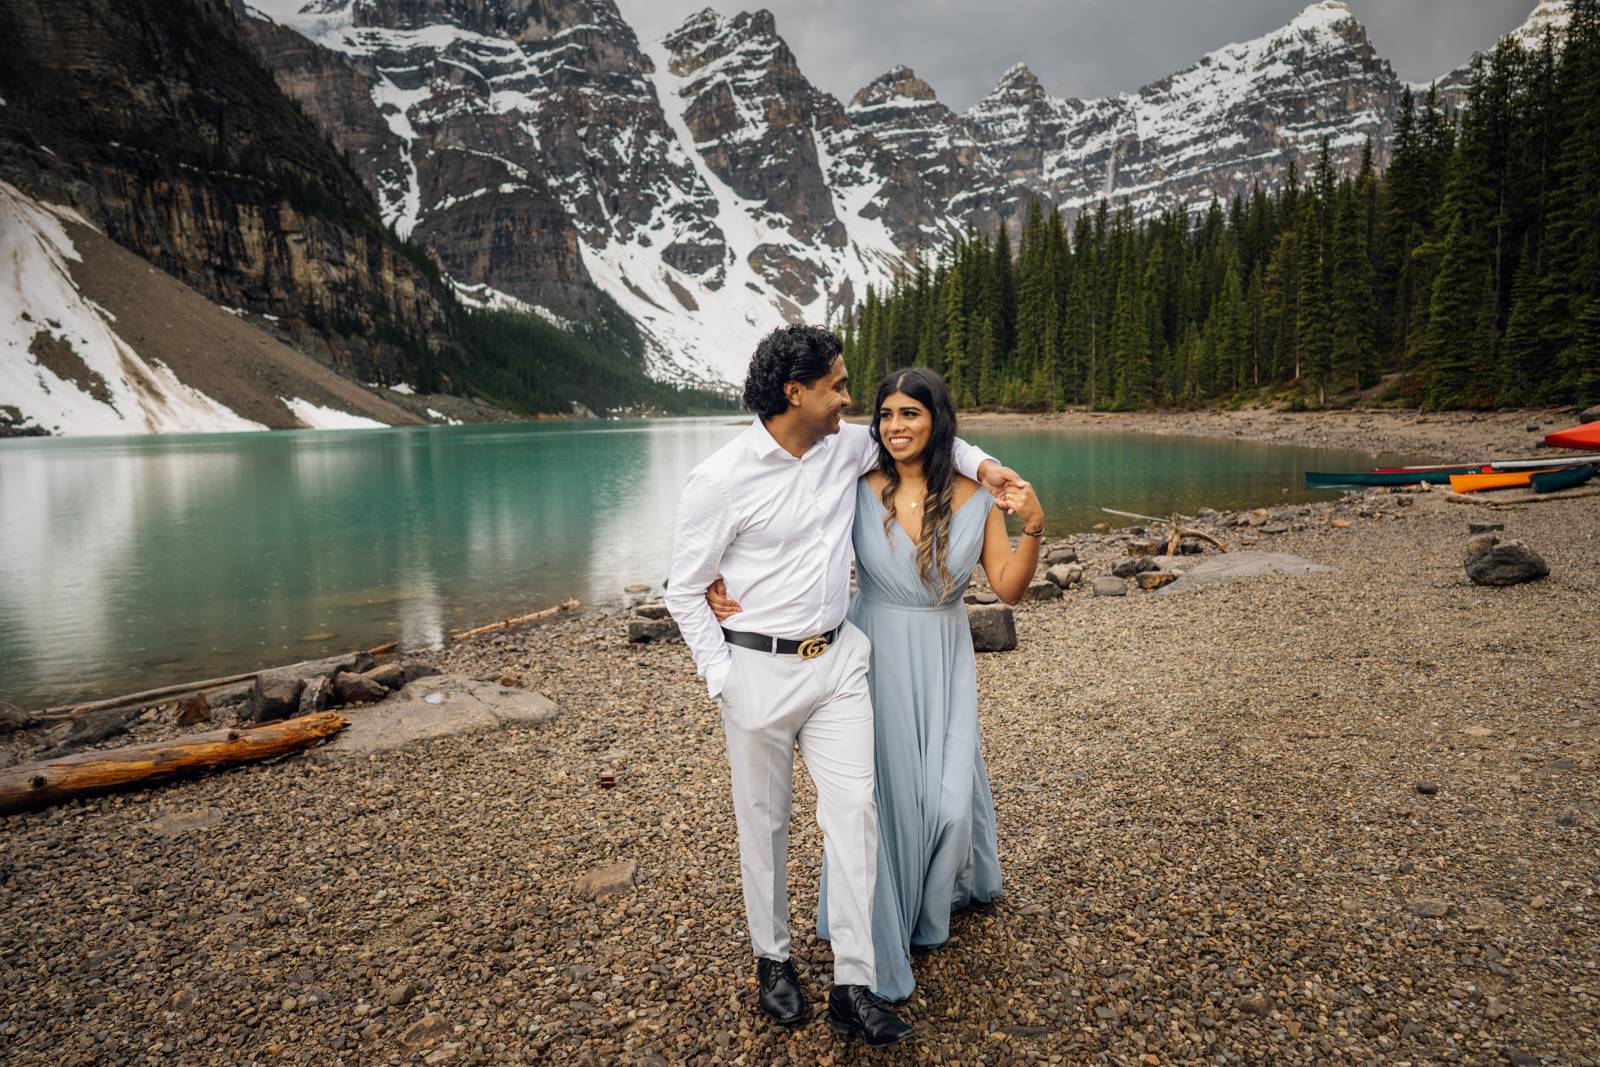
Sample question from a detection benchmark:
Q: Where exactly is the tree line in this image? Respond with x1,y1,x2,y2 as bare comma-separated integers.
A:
839,1,1600,412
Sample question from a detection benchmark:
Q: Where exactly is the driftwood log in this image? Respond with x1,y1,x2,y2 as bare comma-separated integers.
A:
1162,513,1228,556
0,712,348,815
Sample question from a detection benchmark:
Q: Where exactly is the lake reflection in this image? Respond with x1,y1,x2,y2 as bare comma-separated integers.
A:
0,418,1412,708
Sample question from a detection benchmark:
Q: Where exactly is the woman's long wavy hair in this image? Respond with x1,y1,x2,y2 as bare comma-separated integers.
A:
869,367,960,599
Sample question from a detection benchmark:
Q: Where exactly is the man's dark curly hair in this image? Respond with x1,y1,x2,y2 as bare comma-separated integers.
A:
742,324,844,420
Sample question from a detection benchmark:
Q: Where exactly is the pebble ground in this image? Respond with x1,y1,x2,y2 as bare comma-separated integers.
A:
2,412,1596,1066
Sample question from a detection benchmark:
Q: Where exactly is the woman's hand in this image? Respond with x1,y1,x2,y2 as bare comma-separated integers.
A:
706,578,742,622
999,481,1044,533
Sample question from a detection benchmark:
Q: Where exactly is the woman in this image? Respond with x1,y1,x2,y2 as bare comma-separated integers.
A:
711,366,1045,1002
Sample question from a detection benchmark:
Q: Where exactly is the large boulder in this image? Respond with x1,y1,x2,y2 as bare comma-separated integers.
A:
1023,578,1062,601
627,618,681,644
298,675,334,714
1045,563,1083,589
363,663,406,691
967,603,1017,652
1464,537,1549,586
1136,571,1178,591
1578,404,1600,425
401,661,442,684
1112,557,1159,579
332,671,390,706
1045,545,1078,565
247,652,380,722
174,692,211,726
248,669,306,723
1092,577,1128,597
0,699,33,734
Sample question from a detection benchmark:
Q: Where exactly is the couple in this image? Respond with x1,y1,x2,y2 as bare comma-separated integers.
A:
664,324,1045,1046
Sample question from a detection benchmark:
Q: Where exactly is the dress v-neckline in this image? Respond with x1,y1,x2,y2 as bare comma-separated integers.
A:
866,481,989,549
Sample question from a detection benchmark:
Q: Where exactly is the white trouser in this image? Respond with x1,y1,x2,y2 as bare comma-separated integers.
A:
717,621,877,988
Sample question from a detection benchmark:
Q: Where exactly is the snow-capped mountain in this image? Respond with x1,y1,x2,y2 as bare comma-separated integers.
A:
975,1,1399,218
240,0,1557,385
1429,0,1571,112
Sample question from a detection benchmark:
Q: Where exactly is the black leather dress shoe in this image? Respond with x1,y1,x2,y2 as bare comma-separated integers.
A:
756,958,809,1026
826,984,914,1047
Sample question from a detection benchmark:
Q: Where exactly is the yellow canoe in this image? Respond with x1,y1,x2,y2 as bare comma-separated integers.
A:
1448,468,1562,493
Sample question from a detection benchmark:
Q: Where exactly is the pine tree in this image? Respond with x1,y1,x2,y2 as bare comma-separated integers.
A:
942,266,969,405
1330,184,1377,392
977,317,998,407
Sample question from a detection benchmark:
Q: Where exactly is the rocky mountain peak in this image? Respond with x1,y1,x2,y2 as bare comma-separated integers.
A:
1428,1,1567,111
850,65,940,109
1511,0,1570,48
983,62,1047,103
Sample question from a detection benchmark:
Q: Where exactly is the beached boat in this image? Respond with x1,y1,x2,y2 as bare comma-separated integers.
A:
1448,469,1563,493
1530,464,1596,493
1307,452,1600,489
1544,422,1600,450
1305,469,1459,487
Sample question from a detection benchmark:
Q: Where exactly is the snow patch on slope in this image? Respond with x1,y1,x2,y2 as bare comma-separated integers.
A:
0,180,267,437
280,396,387,429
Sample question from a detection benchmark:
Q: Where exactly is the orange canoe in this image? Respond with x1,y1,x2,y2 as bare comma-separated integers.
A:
1448,469,1563,493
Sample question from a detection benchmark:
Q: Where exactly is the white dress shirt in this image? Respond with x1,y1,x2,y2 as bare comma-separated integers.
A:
665,418,993,698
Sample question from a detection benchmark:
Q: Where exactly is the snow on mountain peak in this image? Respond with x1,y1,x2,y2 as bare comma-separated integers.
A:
850,66,939,109
990,62,1043,97
1512,0,1570,47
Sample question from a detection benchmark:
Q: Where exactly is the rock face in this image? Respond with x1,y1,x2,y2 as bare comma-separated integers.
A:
1464,537,1550,586
0,0,455,387
231,0,1508,385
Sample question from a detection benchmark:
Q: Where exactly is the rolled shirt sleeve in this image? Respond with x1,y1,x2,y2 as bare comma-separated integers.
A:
664,468,739,699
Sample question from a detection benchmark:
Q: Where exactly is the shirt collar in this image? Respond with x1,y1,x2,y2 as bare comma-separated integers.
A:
747,416,834,461
748,417,800,460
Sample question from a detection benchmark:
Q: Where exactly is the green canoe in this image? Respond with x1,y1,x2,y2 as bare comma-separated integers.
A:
1530,464,1596,493
1305,469,1466,487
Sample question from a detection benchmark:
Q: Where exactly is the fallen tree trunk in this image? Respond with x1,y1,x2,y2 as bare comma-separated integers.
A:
0,712,348,815
35,671,260,723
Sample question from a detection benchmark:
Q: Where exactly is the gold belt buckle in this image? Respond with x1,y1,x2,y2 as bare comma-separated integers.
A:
796,635,828,659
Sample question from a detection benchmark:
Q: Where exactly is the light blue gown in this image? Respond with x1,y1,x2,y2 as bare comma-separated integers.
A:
817,478,1003,1002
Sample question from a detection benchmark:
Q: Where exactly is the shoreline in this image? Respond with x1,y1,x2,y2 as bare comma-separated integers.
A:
3,405,1583,714
958,404,1581,464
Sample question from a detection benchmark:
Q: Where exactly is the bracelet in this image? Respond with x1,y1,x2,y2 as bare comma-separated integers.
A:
1022,526,1044,538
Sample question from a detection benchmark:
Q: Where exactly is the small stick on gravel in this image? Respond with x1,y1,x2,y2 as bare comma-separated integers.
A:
448,599,580,641
0,712,348,814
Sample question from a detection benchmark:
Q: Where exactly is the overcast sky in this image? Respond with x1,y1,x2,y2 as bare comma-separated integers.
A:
614,0,1539,111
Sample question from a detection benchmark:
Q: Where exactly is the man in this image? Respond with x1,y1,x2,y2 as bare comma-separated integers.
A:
664,325,1020,1047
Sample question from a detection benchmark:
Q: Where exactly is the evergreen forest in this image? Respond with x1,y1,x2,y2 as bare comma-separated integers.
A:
839,3,1600,412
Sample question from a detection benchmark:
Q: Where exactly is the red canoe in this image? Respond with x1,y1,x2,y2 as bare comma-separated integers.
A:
1545,421,1600,450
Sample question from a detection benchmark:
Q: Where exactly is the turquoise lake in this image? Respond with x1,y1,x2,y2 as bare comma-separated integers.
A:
0,418,1420,709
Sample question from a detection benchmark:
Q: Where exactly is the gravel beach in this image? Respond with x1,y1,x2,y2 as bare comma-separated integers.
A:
2,408,1597,1065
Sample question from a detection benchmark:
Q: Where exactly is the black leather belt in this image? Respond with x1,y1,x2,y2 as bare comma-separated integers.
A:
722,625,842,659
